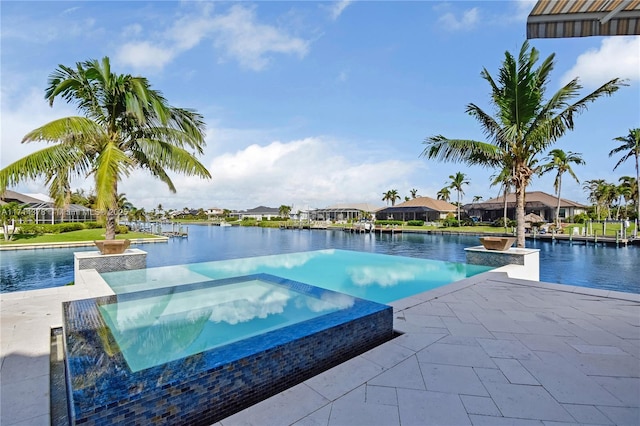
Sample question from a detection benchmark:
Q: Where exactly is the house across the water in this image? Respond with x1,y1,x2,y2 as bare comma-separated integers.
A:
464,191,587,223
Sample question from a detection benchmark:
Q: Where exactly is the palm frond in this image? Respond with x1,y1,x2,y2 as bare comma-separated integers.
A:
21,116,105,145
93,143,132,211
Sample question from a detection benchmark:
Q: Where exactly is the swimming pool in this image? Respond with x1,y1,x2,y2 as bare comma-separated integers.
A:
63,274,393,425
100,249,493,304
99,275,356,372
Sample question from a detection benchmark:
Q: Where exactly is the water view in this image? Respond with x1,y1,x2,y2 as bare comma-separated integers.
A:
1,225,638,294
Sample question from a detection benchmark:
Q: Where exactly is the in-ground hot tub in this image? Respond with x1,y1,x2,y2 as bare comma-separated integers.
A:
63,273,393,425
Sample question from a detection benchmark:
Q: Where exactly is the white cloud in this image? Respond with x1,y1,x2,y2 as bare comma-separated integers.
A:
119,137,421,211
438,7,479,31
117,41,175,70
115,4,310,72
561,37,640,87
210,5,310,71
327,1,352,21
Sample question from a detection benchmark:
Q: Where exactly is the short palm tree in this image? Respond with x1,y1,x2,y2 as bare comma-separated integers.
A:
583,179,606,220
618,176,637,219
382,189,400,206
609,129,640,220
448,172,469,224
421,41,623,247
279,204,292,218
539,149,584,227
410,188,419,198
436,187,451,202
0,57,211,240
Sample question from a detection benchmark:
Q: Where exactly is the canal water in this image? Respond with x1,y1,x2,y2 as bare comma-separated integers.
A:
1,225,638,294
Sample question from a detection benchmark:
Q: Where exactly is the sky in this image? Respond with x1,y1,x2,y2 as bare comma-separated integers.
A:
1,1,639,212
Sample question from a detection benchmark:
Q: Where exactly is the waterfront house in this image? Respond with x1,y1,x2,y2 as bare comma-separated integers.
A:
464,190,587,223
376,196,457,222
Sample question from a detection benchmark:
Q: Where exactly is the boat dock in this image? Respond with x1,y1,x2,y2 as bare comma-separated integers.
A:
526,233,637,247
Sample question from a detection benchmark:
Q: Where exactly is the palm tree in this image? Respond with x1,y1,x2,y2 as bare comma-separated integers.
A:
583,179,606,220
279,204,292,218
609,129,640,220
490,166,513,232
410,188,419,198
0,202,27,241
0,57,211,240
448,172,469,224
618,176,637,219
436,187,451,202
539,149,584,227
382,189,400,206
421,41,623,247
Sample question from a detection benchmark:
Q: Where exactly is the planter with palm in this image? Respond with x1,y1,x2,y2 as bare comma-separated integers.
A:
0,57,211,253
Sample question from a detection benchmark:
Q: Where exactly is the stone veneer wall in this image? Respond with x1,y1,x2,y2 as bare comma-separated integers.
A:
466,250,525,267
465,246,540,281
63,274,393,426
74,249,146,274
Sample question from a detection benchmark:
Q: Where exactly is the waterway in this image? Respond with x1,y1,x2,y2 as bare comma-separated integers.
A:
1,226,638,294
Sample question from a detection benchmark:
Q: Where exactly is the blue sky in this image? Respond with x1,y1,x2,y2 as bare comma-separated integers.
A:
1,1,639,212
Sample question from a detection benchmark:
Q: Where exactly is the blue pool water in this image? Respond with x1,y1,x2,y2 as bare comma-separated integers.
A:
1,226,638,293
101,249,492,304
98,276,353,372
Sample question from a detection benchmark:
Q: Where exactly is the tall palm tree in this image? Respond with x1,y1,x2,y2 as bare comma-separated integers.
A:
382,189,400,206
0,57,211,240
436,187,451,202
539,149,584,227
609,129,640,220
421,41,623,247
618,176,637,219
583,179,606,220
448,172,469,224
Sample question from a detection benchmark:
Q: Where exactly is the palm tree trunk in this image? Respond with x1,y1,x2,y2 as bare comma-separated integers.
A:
457,191,461,226
105,182,118,240
555,178,562,228
515,185,526,248
503,188,508,232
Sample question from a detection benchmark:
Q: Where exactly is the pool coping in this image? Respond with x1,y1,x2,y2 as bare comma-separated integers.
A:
0,237,168,251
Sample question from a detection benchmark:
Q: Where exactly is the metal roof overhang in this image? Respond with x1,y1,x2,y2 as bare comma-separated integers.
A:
527,0,640,38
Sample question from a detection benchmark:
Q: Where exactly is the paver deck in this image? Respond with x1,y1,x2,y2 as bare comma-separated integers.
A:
1,271,638,425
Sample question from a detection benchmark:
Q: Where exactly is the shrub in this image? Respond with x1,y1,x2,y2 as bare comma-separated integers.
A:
115,225,128,234
492,218,517,227
441,217,459,227
570,213,589,224
406,220,424,226
54,223,86,233
17,223,47,235
84,221,102,229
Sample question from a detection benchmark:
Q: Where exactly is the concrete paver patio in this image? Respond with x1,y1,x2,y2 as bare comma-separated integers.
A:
1,271,638,425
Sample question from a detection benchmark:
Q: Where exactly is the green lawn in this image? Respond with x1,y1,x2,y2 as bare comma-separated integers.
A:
0,229,160,245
